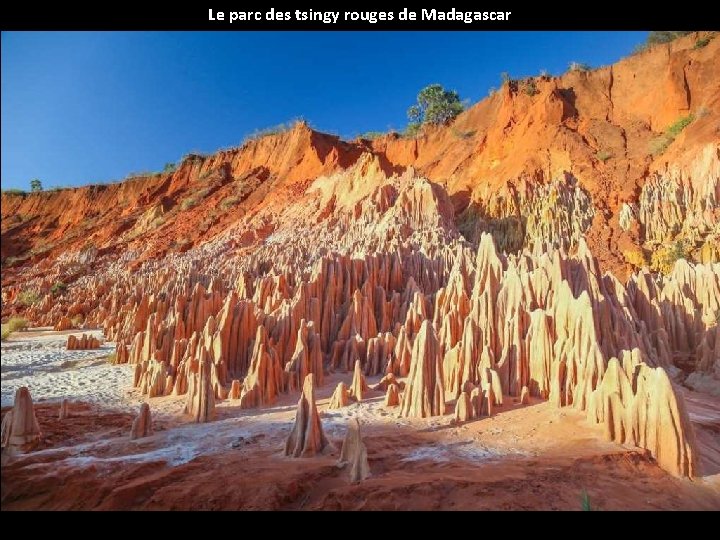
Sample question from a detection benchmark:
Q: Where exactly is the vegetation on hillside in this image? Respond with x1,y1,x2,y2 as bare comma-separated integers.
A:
651,239,692,274
650,114,695,156
633,31,695,54
406,84,465,137
1,316,29,340
18,290,41,307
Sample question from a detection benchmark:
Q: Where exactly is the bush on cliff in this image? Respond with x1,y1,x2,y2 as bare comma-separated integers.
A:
18,291,40,307
407,84,465,133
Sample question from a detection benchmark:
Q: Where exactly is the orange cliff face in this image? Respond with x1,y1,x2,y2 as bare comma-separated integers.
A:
1,32,718,481
2,32,717,284
1,123,360,275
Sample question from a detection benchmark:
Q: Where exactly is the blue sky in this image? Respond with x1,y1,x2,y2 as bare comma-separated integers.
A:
1,31,647,190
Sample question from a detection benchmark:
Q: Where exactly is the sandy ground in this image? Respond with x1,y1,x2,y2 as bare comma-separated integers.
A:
2,330,719,510
1,328,133,409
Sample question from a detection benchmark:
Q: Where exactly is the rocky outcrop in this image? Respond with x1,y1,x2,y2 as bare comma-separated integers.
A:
229,379,242,400
54,317,73,331
587,358,699,477
1,387,41,450
338,418,370,483
284,374,328,458
3,36,717,483
520,386,530,405
454,391,473,424
239,326,284,408
384,384,400,407
285,320,324,391
374,373,402,392
130,403,153,440
328,382,350,410
66,334,101,350
184,351,216,423
483,387,495,417
399,321,445,418
348,360,369,402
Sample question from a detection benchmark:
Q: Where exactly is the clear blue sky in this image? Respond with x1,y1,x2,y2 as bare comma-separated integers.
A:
1,31,647,190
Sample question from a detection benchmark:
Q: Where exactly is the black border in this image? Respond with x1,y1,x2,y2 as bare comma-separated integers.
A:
1,6,716,31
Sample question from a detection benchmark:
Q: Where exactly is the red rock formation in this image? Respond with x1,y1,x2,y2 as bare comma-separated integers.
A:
454,391,473,424
338,418,370,483
229,380,242,400
115,342,129,364
348,359,369,402
1,35,716,481
384,384,400,407
374,372,403,392
328,382,350,410
483,387,495,417
239,326,284,408
285,320,324,392
1,387,41,450
54,317,73,331
66,334,101,350
399,321,445,418
285,374,328,458
587,357,699,477
130,403,152,440
184,351,216,423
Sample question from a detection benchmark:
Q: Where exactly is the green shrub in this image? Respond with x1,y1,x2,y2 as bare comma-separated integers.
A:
568,62,592,72
2,188,27,196
581,491,594,511
649,134,673,156
666,114,695,137
669,239,691,262
149,216,165,229
520,78,539,96
650,114,695,156
404,122,422,138
185,153,207,161
7,317,28,332
243,120,304,144
163,162,178,173
647,31,692,46
180,198,194,211
358,131,385,141
18,290,40,307
651,239,692,274
220,196,241,211
0,325,10,341
407,84,465,127
50,281,67,296
2,254,30,267
106,352,118,364
596,151,612,162
71,314,84,327
30,178,43,192
694,37,711,49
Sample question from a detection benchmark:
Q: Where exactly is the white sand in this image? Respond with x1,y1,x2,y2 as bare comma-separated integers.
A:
1,329,134,408
1,330,534,474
